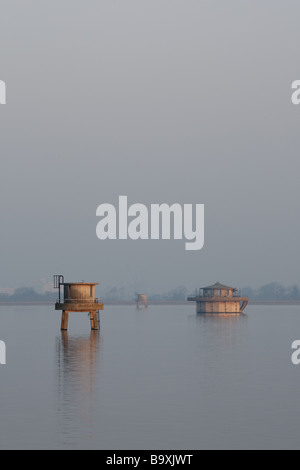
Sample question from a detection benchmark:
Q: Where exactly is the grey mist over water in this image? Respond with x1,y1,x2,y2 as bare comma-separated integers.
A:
0,304,299,450
1,1,300,293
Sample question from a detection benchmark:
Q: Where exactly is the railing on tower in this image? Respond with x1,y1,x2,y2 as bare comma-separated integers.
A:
53,275,64,304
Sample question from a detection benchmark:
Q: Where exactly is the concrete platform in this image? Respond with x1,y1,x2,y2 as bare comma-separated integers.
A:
55,302,104,312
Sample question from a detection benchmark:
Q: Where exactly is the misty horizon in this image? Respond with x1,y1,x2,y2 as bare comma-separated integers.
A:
1,281,300,303
0,1,300,293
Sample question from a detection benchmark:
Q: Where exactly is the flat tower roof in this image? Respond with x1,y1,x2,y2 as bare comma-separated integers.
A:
62,282,99,286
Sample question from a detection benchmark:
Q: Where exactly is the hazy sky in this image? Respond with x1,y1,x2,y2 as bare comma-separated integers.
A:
0,1,300,294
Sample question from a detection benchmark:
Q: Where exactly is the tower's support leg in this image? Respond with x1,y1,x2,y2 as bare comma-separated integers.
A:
90,311,99,330
61,311,69,330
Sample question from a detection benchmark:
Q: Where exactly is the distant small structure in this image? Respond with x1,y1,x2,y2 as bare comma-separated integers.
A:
136,293,149,309
54,275,104,330
187,282,248,314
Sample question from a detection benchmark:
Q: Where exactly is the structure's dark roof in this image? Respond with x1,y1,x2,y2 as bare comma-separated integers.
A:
201,282,236,291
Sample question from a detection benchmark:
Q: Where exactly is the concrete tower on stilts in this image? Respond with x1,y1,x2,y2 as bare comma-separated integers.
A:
54,275,104,330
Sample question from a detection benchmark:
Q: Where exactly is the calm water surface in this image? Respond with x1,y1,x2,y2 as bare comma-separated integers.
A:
0,304,299,449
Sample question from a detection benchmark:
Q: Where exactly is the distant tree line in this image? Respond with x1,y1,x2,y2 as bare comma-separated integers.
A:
241,283,300,301
0,286,190,302
0,288,56,302
0,282,299,302
102,286,189,301
102,287,128,301
149,286,189,301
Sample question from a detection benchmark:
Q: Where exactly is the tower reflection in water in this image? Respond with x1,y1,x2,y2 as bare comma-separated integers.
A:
188,312,248,351
55,330,102,447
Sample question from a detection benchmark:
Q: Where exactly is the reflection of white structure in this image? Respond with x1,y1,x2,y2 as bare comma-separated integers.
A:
136,293,148,309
